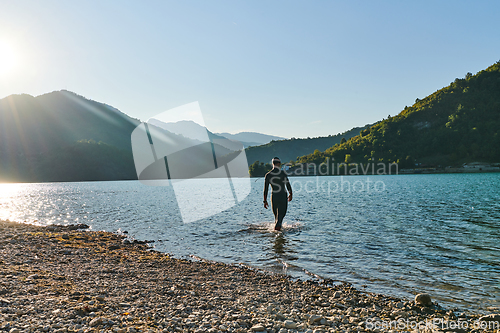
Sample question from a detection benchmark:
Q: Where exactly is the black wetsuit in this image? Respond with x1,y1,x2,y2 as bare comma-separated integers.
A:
264,167,292,230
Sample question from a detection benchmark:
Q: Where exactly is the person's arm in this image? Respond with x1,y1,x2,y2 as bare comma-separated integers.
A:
263,174,269,208
285,174,292,201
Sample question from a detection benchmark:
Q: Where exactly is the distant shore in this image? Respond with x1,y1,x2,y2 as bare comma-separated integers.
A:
1,220,499,333
282,166,500,177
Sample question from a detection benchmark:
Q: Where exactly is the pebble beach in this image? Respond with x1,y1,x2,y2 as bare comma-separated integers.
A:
0,220,499,333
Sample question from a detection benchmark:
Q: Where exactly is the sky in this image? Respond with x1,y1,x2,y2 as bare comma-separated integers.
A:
1,1,499,139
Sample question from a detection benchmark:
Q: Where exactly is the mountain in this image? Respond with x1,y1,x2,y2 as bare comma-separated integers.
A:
152,120,285,148
0,91,241,182
0,90,141,182
298,61,500,168
148,119,229,143
242,125,371,167
0,90,140,154
148,119,285,149
216,132,286,147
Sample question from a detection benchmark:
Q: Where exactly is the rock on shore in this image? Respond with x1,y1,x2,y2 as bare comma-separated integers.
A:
415,294,432,307
0,220,498,333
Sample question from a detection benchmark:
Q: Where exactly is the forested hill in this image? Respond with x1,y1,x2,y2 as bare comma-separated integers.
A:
0,91,141,182
0,91,140,153
244,125,371,166
298,61,500,167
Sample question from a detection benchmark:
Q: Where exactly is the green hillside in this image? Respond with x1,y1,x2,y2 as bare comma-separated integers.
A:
298,61,500,168
0,91,141,182
0,91,140,154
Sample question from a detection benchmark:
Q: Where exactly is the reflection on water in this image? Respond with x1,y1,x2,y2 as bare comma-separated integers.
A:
273,233,286,255
0,173,499,312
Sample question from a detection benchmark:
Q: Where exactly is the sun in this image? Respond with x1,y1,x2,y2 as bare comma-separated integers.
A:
0,40,17,76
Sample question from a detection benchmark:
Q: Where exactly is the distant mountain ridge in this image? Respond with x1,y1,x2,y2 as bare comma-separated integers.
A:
216,132,286,147
146,118,370,167
149,119,229,144
139,119,284,148
242,125,371,166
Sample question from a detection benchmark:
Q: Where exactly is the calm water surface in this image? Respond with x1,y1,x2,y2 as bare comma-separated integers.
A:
0,174,499,312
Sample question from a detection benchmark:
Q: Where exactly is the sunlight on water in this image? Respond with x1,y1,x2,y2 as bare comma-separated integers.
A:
0,174,499,312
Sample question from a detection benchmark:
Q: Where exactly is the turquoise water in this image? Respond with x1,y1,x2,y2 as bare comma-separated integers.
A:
0,173,499,312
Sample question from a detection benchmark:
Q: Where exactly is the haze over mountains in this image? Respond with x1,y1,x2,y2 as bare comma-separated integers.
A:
149,119,282,148
216,132,286,147
148,119,226,143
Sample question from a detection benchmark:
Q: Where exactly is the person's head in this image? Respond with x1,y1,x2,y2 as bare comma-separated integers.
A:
272,157,281,168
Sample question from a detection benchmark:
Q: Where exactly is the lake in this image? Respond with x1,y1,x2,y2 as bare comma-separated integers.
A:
1,173,499,312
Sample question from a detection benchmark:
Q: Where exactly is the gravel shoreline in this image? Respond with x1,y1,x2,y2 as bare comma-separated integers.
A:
1,220,499,333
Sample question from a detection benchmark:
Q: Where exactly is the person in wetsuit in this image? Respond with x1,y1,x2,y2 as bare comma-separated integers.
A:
263,157,293,231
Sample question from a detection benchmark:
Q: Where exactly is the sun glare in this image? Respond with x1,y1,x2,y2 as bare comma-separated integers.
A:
0,40,17,76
